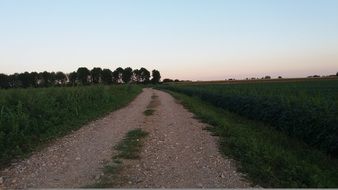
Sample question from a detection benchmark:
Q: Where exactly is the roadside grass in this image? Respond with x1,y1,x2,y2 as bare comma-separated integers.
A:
89,128,148,187
88,159,124,188
114,129,149,159
168,91,338,188
143,109,155,116
143,93,159,116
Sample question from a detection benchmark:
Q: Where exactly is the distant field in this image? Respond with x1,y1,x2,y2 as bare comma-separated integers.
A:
0,85,142,166
173,76,338,85
160,78,338,156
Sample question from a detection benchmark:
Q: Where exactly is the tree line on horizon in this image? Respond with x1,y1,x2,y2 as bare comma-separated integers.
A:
0,67,161,89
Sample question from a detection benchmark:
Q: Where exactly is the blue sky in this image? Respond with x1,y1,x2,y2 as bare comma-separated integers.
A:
0,0,337,80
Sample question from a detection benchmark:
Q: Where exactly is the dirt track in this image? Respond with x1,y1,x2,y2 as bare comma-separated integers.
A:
0,88,250,188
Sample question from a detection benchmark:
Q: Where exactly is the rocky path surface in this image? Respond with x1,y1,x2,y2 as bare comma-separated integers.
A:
0,88,250,188
118,89,250,188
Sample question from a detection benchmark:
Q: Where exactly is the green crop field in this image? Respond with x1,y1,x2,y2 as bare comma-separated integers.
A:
160,79,338,156
0,85,142,166
158,78,338,187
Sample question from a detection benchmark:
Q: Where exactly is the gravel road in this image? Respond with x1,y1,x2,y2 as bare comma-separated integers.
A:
118,89,250,188
0,88,250,188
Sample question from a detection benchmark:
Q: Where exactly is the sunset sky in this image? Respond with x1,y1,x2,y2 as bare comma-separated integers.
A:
0,0,337,80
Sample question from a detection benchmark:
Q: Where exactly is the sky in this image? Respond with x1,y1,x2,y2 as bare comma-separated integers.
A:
0,0,337,81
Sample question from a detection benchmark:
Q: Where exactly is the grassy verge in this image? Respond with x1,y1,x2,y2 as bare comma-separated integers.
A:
0,85,142,167
143,93,159,116
168,91,338,188
114,129,149,159
143,109,155,116
91,128,148,187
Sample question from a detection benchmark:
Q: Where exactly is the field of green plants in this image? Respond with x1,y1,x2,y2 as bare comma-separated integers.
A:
159,79,338,187
160,79,338,157
0,85,142,166
168,91,338,187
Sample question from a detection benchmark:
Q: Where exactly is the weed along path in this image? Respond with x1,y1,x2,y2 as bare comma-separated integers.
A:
0,88,250,188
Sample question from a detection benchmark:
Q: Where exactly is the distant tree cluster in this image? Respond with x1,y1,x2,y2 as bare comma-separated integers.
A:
308,75,321,78
0,67,161,89
308,73,338,78
162,78,181,83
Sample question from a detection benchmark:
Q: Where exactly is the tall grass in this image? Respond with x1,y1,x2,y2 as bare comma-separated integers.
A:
168,91,338,187
159,79,338,156
0,85,142,166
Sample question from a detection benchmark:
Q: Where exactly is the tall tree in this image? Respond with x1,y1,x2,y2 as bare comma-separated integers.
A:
68,72,77,86
56,71,67,85
30,72,39,87
17,72,32,88
91,67,102,84
122,67,133,84
50,72,56,85
39,71,49,87
102,69,113,84
39,71,56,87
0,74,10,88
77,67,90,85
113,67,124,84
8,73,19,88
139,67,150,84
132,69,141,83
151,69,161,84
0,67,161,88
